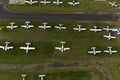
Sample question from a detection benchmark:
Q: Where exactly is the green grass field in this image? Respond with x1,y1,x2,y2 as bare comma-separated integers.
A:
0,20,120,80
6,0,120,13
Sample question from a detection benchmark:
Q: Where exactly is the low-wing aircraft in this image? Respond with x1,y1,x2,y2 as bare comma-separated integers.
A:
90,26,102,32
55,41,70,52
68,0,80,6
25,0,38,5
38,75,46,80
103,26,113,32
6,22,18,30
112,28,120,35
73,25,86,32
88,47,101,55
108,1,118,7
21,74,26,80
104,46,117,55
53,0,63,5
38,22,51,30
103,33,116,40
20,43,35,53
54,24,66,30
21,21,34,29
40,0,51,5
0,42,13,51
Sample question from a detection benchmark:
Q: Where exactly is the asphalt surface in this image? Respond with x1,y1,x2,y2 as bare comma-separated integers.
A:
0,0,119,21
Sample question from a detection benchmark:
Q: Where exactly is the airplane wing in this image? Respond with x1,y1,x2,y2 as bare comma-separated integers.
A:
68,2,72,5
28,47,35,50
62,27,66,29
21,25,26,28
75,2,80,5
96,51,101,53
6,26,12,28
54,26,60,29
20,47,27,50
32,1,38,3
38,26,44,28
8,46,14,49
25,1,30,3
104,50,109,53
46,26,51,28
29,25,34,28
55,47,61,50
0,46,4,49
73,28,78,30
88,51,93,53
64,48,70,51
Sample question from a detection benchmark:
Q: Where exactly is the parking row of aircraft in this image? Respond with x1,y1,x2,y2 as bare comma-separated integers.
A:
25,0,80,6
21,74,45,80
88,46,118,55
108,1,120,9
0,41,70,53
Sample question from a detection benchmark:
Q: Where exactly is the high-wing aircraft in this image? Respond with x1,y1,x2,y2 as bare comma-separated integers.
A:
38,22,51,30
88,47,101,55
108,1,118,7
38,75,46,80
103,26,113,32
20,43,35,53
54,24,66,30
21,21,34,29
68,0,80,6
73,25,86,32
112,28,120,34
40,0,51,5
104,46,117,55
21,74,26,80
90,26,102,32
53,0,63,5
103,33,116,40
6,22,18,30
55,41,70,52
25,0,38,5
0,42,13,51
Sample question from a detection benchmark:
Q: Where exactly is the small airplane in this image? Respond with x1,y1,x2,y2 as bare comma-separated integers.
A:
55,41,70,52
103,33,116,40
90,26,102,32
20,43,35,53
25,0,38,5
38,22,51,30
104,46,117,55
21,21,34,29
38,75,46,80
6,22,18,30
103,26,113,32
40,0,51,5
53,0,63,5
0,42,13,51
108,1,118,7
21,74,26,80
54,24,66,30
68,0,80,6
88,47,101,55
73,25,86,32
112,28,120,35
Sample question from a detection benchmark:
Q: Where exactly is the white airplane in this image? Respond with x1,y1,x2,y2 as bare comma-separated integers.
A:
68,0,80,6
73,25,86,32
103,26,113,32
104,46,117,55
55,41,70,52
38,75,46,80
40,0,51,5
21,74,26,80
88,47,101,55
108,2,118,7
20,43,35,53
103,33,116,40
90,26,102,32
25,0,38,5
0,42,13,51
53,0,63,5
21,21,34,29
112,28,120,35
6,22,18,30
54,24,66,30
38,22,51,30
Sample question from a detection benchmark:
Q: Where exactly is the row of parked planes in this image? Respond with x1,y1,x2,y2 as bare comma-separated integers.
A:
0,41,118,55
5,21,120,40
24,0,80,6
